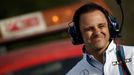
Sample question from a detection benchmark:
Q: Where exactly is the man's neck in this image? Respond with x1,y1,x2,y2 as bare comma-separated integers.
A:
86,48,104,63
85,42,110,63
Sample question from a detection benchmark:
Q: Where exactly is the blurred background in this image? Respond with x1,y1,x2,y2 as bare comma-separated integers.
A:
0,0,133,75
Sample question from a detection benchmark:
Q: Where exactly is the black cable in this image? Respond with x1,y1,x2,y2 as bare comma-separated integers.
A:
115,0,124,35
119,4,124,34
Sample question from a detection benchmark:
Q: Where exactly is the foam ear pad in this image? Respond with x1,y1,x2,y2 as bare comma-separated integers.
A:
108,15,120,38
68,22,83,45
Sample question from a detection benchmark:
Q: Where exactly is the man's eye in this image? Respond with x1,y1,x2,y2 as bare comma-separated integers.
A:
83,28,92,32
98,24,105,29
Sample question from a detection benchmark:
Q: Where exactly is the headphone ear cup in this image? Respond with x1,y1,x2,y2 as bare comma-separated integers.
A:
68,22,83,45
108,15,120,38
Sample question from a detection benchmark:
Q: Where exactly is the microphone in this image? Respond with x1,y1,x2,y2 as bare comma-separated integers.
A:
115,0,124,35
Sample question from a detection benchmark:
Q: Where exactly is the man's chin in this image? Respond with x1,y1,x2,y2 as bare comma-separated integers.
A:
92,40,103,45
93,42,104,48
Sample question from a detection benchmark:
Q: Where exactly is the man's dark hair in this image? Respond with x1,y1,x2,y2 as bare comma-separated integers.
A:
73,3,109,38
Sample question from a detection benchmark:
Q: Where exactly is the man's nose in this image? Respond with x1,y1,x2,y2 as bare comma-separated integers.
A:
93,28,101,35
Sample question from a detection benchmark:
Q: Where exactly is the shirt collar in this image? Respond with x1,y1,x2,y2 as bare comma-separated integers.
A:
83,51,103,71
105,40,116,54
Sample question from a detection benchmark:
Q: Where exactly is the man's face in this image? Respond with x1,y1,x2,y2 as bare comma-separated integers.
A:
79,10,110,50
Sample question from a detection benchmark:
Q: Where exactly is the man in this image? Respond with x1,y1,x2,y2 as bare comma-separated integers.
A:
67,3,134,75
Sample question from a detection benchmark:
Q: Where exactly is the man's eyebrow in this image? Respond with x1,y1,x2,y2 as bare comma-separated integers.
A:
98,23,107,26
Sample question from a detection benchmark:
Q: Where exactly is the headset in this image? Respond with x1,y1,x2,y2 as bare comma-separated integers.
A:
68,3,121,45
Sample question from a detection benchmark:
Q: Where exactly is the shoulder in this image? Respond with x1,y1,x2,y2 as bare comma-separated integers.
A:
123,45,134,51
66,58,88,75
66,59,83,75
123,45,134,48
122,45,134,57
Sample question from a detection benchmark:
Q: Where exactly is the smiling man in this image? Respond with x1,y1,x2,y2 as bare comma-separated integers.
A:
67,2,134,75
79,9,110,63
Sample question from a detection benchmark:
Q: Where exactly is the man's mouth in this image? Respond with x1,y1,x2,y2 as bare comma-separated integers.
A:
93,37,102,42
